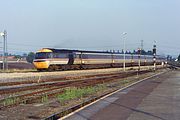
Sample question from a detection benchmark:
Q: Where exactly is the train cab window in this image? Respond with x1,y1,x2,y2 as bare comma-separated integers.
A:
35,52,52,59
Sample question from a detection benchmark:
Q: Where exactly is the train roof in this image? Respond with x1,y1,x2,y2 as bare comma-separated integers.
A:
39,48,165,58
44,48,115,54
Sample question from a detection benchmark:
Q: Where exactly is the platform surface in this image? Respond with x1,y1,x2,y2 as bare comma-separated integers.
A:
64,70,180,120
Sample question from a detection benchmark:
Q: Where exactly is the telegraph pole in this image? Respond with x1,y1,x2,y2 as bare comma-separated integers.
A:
153,41,156,71
141,40,143,52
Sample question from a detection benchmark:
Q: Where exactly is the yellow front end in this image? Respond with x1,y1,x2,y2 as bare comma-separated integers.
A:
33,61,50,69
33,48,52,70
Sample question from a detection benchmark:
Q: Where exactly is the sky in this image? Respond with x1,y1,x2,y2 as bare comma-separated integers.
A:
0,0,179,56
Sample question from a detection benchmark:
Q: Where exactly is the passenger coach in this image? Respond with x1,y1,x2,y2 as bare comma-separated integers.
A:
33,48,165,71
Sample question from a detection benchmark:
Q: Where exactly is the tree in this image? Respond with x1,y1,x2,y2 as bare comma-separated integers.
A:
121,49,124,54
23,53,27,57
141,50,146,55
146,50,153,55
178,54,180,62
26,52,35,63
14,55,22,59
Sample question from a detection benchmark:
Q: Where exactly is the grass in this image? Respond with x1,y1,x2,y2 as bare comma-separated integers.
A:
120,79,131,85
57,84,106,103
41,94,48,103
3,97,20,106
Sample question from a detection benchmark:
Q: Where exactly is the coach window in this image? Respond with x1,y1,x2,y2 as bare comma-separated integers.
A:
82,54,88,59
61,53,68,58
76,54,81,59
53,53,58,58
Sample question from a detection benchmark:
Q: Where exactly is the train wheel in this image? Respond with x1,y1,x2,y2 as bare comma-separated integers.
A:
48,65,55,71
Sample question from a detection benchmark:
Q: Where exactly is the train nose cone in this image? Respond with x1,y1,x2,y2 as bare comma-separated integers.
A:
33,60,49,69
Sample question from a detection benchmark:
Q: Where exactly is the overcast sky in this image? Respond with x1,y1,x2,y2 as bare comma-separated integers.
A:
0,0,179,56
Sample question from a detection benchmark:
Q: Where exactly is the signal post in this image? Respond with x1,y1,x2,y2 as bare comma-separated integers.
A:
153,43,156,71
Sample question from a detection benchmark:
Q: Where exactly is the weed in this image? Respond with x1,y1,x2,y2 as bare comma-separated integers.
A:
57,84,107,103
41,94,48,103
3,97,20,106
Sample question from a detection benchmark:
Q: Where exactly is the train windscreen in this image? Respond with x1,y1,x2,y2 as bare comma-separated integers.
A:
35,52,52,59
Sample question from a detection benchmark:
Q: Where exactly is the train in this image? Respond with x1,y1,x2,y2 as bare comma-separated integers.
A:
33,48,166,71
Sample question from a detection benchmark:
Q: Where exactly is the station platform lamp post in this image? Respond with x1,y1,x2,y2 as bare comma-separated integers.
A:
0,30,8,71
122,32,127,72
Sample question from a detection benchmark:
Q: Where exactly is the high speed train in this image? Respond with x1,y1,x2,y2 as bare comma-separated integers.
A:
33,48,165,71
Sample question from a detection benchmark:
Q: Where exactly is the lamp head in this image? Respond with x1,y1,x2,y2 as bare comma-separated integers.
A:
0,32,5,36
122,32,127,35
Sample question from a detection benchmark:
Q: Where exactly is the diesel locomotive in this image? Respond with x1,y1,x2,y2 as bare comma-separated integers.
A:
33,48,165,71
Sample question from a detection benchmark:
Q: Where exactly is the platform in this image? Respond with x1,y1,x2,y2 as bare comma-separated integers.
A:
63,70,180,120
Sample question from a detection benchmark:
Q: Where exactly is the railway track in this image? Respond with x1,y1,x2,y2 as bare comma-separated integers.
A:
0,69,152,109
0,71,133,86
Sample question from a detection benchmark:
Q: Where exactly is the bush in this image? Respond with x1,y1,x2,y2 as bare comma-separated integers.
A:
26,52,35,63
